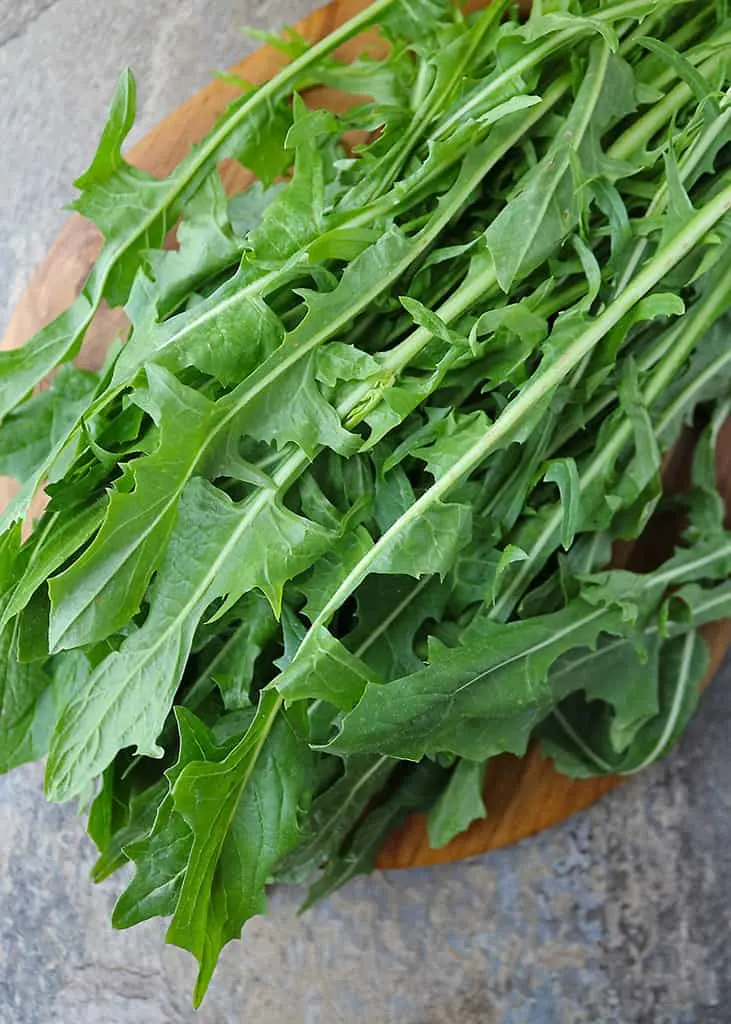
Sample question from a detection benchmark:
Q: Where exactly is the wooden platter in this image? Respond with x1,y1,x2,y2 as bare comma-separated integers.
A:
3,0,730,871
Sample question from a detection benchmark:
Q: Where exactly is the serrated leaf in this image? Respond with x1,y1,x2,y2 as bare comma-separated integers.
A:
167,692,314,1005
48,368,217,651
276,623,381,711
112,708,228,929
427,757,487,849
301,758,449,910
328,598,629,761
45,477,334,801
273,753,396,885
347,575,448,679
485,44,635,291
115,267,286,387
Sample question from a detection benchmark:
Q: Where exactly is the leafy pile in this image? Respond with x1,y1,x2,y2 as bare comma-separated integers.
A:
2,0,731,1005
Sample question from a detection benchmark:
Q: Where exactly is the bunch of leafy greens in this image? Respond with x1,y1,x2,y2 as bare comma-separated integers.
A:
3,0,731,1004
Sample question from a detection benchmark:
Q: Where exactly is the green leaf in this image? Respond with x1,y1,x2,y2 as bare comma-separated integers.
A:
545,629,707,776
144,171,243,315
547,631,662,754
544,457,581,550
411,411,492,481
167,691,314,1005
248,95,338,261
0,621,52,773
90,777,167,884
347,575,448,679
0,644,90,775
273,754,396,885
327,599,628,761
45,477,334,802
112,708,227,929
116,266,287,388
301,758,449,910
0,499,106,634
637,37,719,116
206,594,278,711
276,623,382,711
48,368,217,651
427,758,487,849
0,365,98,484
485,44,635,291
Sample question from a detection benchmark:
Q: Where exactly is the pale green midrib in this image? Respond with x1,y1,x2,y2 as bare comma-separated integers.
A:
303,178,731,643
434,31,579,141
431,0,681,142
551,708,617,773
354,576,434,659
553,625,699,777
656,347,731,435
650,537,731,589
293,755,393,861
87,0,401,319
623,629,696,772
452,605,607,697
490,242,731,623
614,91,731,293
608,48,729,162
550,583,731,687
51,131,508,646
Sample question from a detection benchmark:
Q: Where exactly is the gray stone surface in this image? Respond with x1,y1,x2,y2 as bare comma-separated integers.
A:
1,1,731,1022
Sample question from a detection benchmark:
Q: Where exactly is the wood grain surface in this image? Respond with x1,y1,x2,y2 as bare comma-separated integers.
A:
2,0,729,871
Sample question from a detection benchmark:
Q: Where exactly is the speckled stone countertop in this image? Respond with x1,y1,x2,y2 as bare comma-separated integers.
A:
1,3,731,1022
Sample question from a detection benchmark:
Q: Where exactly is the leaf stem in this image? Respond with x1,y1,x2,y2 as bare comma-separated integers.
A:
304,176,731,638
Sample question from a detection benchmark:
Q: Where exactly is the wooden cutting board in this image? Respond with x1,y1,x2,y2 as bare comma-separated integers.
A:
3,0,730,871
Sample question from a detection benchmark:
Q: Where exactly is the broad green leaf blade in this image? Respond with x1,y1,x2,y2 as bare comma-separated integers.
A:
167,692,314,1006
45,476,333,801
485,43,635,291
426,758,488,849
301,758,449,910
276,623,381,711
48,368,217,651
115,267,287,388
0,0,404,417
327,600,628,761
111,708,238,930
273,753,396,885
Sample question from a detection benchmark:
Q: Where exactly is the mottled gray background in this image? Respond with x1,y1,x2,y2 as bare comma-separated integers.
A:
1,2,731,1022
